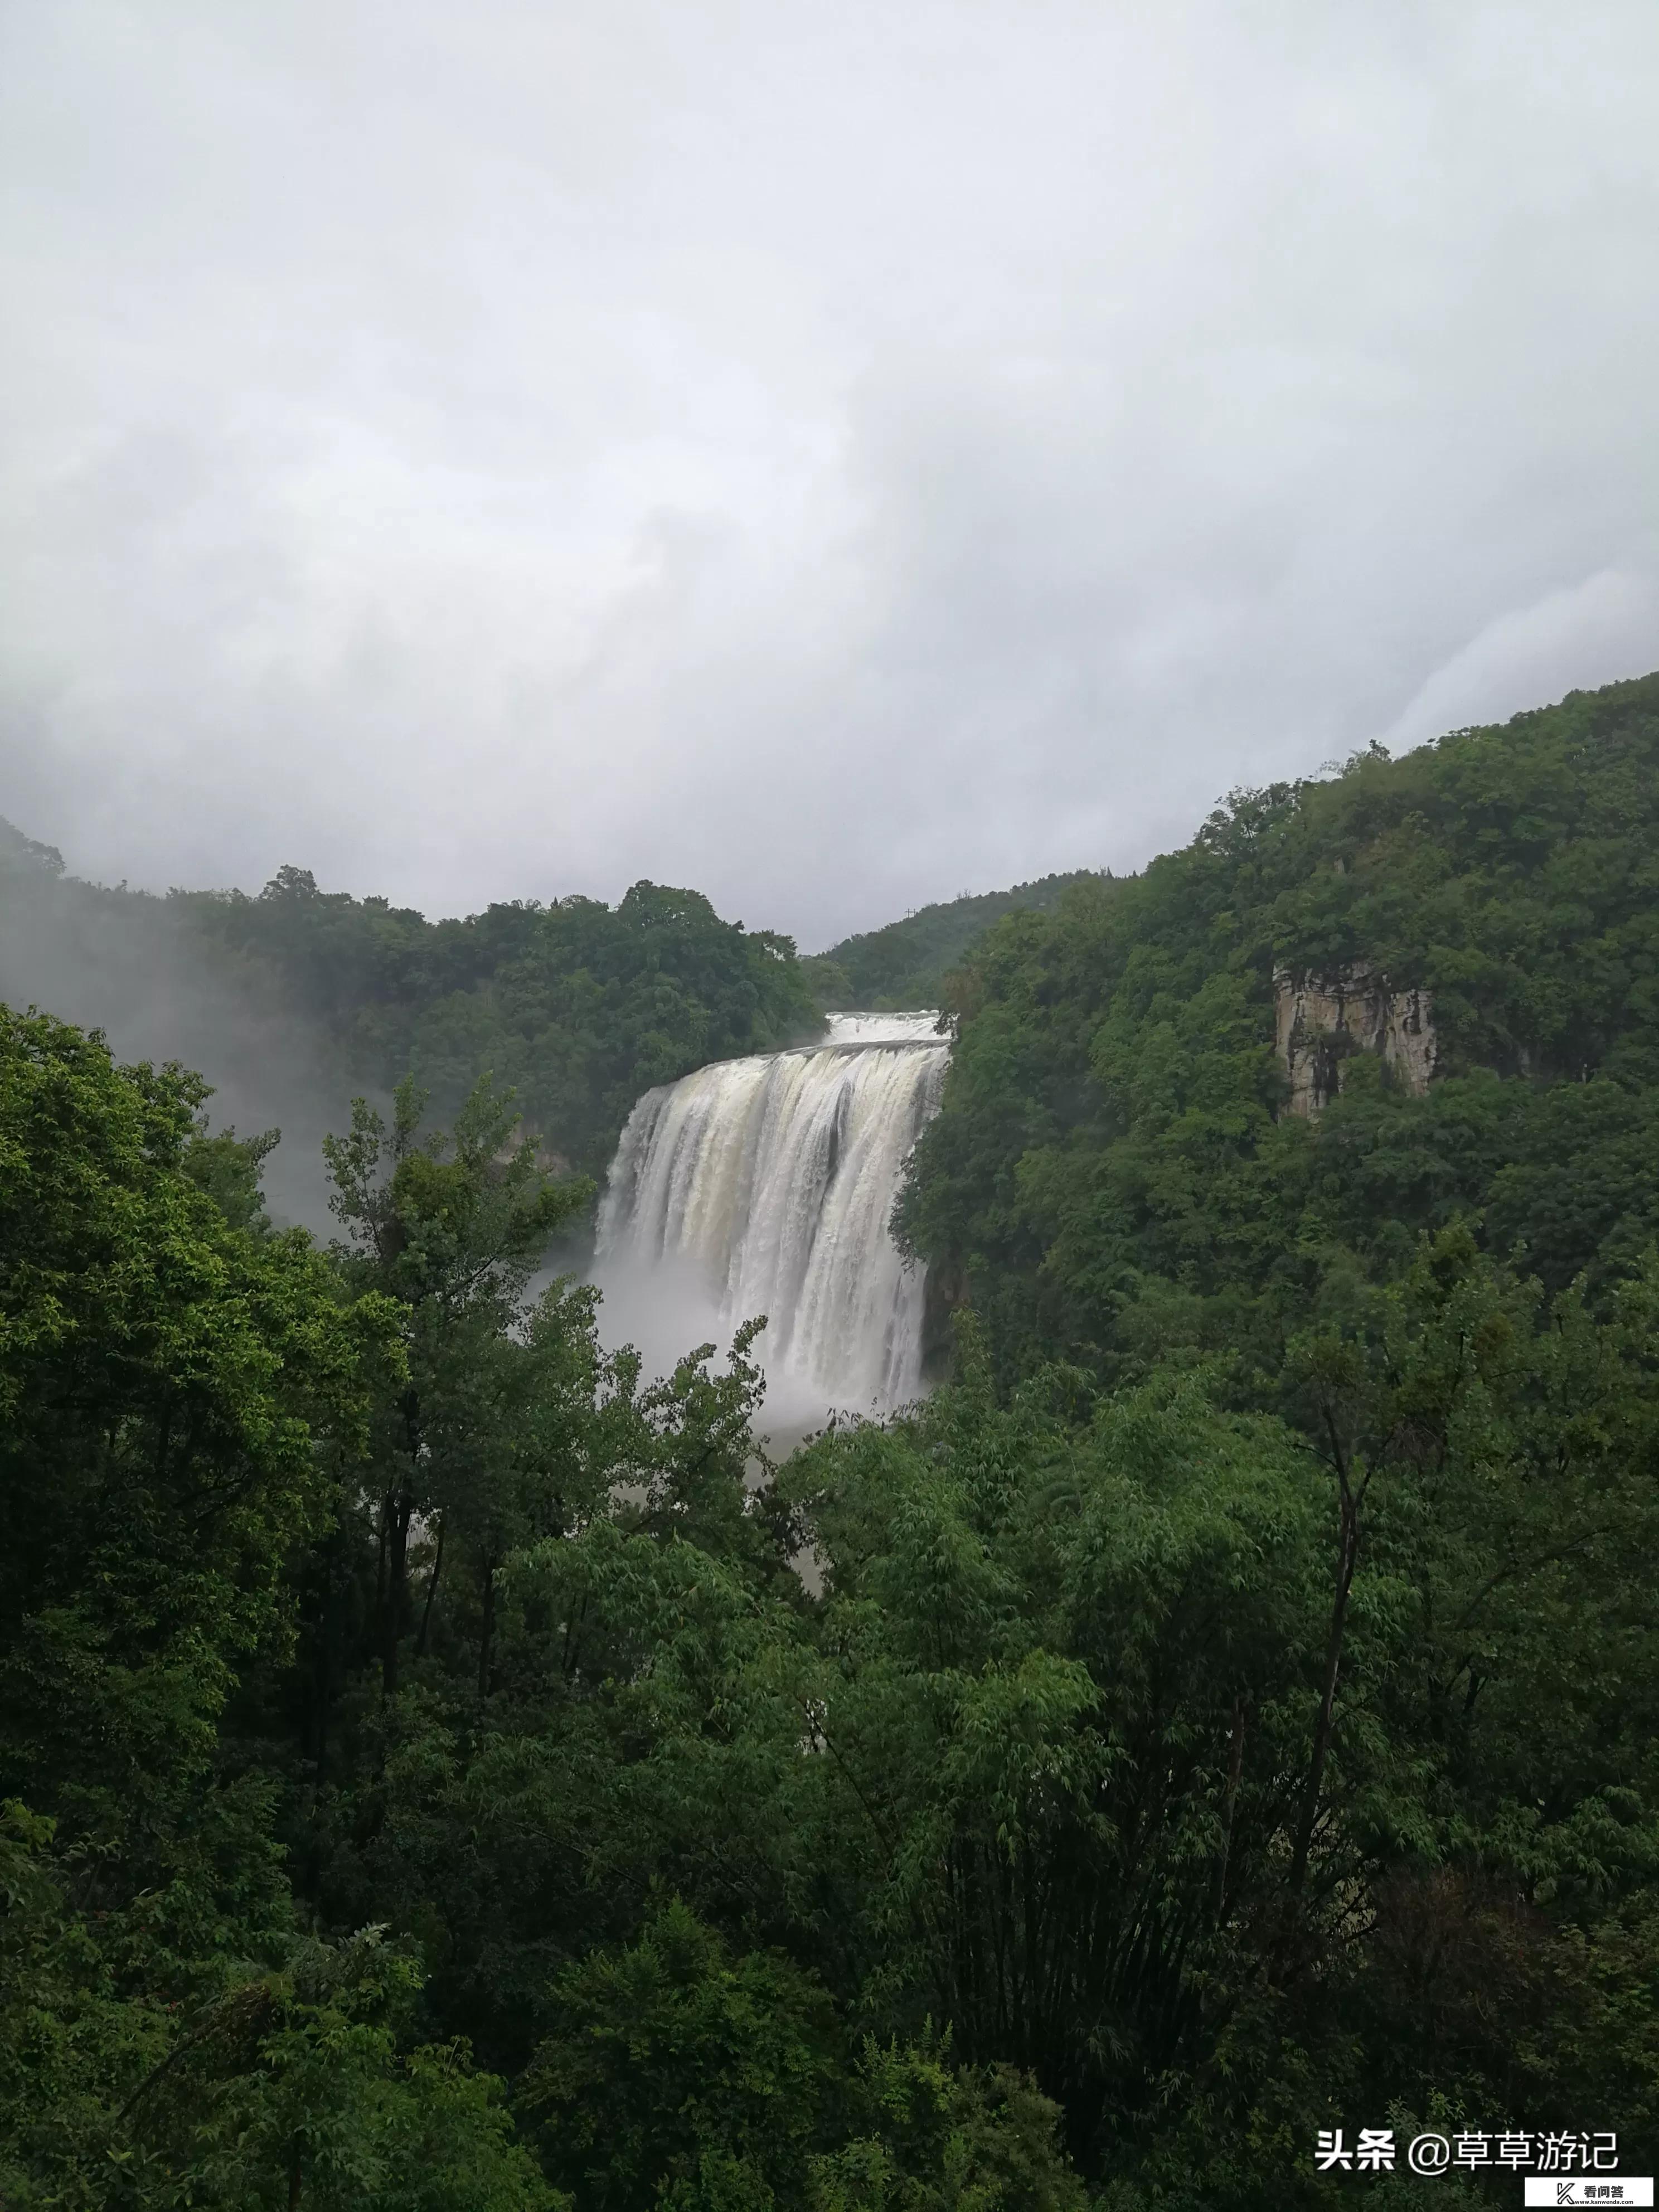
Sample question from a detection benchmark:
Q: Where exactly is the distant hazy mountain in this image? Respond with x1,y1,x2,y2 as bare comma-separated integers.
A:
808,871,1105,1009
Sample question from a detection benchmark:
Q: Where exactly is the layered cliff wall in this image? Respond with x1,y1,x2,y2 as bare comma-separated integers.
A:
1274,966,1435,1115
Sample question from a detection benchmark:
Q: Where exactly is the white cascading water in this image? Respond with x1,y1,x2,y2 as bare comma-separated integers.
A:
596,1013,949,1415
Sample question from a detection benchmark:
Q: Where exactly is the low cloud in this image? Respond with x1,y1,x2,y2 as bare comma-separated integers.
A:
1,1,1656,944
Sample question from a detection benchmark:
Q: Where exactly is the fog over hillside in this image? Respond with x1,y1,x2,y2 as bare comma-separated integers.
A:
0,824,355,1231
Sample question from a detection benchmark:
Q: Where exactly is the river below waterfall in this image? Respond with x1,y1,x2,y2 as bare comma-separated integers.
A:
593,1012,949,1425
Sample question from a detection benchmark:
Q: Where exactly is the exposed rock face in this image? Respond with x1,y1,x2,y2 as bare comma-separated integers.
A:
1274,966,1435,1116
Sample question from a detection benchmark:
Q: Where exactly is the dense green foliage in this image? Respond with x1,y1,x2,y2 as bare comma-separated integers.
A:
7,671,1659,2204
0,834,823,1181
872,670,1659,2180
0,1015,1086,2205
901,672,1659,1385
0,1010,555,2209
181,871,823,1175
811,875,1100,1010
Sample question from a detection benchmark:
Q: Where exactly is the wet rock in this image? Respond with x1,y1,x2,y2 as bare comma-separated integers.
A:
1274,965,1435,1115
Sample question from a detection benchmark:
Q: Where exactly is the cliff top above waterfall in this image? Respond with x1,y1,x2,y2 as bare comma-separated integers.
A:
818,1011,947,1049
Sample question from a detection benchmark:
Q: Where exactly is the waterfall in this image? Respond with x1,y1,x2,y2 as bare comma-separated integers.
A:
596,1013,950,1415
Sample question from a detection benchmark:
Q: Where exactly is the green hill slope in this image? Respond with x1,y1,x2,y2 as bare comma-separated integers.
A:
900,668,1659,1388
0,833,821,1187
0,826,1106,1186
177,869,822,1175
809,871,1102,1007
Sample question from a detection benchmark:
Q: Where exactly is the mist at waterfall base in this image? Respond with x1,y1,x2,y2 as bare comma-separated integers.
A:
590,1013,949,1443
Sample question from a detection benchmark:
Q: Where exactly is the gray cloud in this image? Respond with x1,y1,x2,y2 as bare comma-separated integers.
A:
2,0,1656,947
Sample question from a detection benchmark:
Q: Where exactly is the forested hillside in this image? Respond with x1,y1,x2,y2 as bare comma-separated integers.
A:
0,824,1097,1201
5,673,1659,2208
876,670,1659,2187
0,1018,1095,2208
809,871,1100,1008
0,830,821,1185
903,670,1659,1386
177,867,821,1175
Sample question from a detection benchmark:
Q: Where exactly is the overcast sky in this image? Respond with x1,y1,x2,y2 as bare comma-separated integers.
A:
2,2,1656,949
